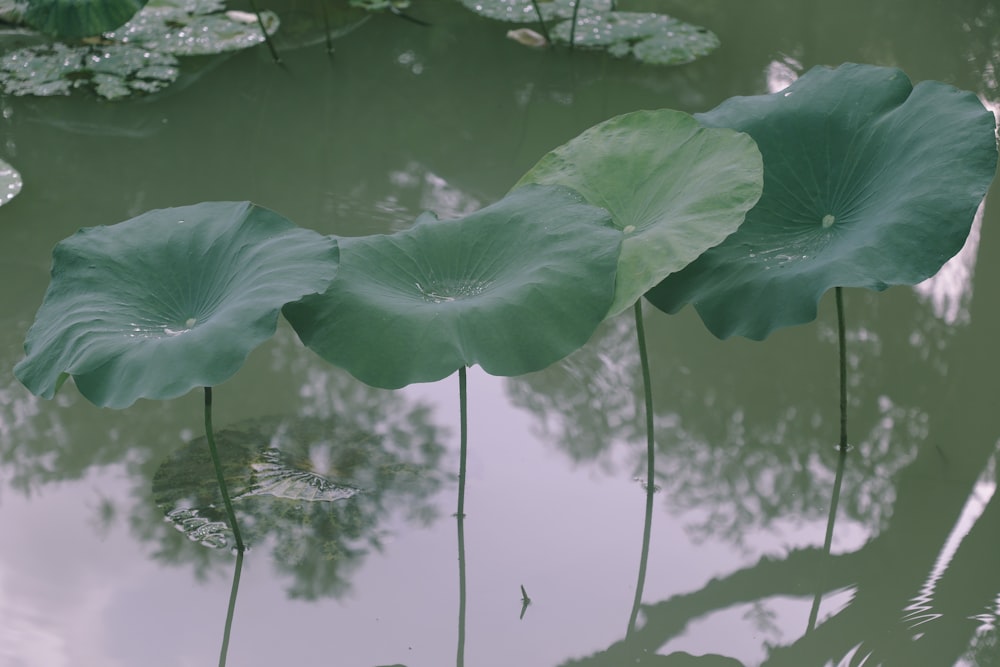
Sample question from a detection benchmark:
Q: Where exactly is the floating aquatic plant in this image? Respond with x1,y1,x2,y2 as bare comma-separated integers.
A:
551,11,719,65
0,41,179,99
0,0,279,98
460,0,718,65
24,0,149,38
0,157,23,206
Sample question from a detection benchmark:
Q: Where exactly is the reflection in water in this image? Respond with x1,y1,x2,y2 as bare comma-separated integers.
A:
152,409,446,600
914,200,985,326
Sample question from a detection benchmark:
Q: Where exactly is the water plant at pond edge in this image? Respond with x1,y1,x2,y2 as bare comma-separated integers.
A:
644,62,998,631
513,108,763,645
24,0,149,38
13,200,339,666
283,183,622,665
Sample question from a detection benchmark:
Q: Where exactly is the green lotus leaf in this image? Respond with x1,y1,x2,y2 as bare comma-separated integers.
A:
0,157,22,206
645,63,999,340
458,0,610,24
283,184,622,389
24,0,148,38
550,11,719,65
104,0,279,56
14,201,339,408
0,42,179,99
515,109,763,316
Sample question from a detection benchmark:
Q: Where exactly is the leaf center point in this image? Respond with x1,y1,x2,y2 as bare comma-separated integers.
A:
822,214,835,228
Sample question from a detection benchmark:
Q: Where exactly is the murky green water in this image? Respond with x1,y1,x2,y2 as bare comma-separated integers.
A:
2,1,999,665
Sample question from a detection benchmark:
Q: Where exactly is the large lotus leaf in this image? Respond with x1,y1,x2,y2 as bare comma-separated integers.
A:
515,109,763,316
0,42,179,99
105,0,279,56
283,184,622,389
645,63,999,340
551,11,719,65
24,0,148,38
14,201,339,408
459,0,610,24
1,157,22,206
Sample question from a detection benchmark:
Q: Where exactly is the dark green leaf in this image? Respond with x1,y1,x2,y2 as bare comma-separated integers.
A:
646,63,999,339
284,185,622,389
15,201,339,408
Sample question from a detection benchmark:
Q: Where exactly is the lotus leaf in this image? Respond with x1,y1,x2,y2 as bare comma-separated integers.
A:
283,184,622,389
515,109,763,316
646,63,999,340
550,11,719,65
14,201,340,408
459,0,611,23
0,42,178,99
1,157,22,206
24,0,148,38
104,0,278,56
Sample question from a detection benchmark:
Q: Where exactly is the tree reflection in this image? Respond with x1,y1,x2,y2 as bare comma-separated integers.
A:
150,410,445,600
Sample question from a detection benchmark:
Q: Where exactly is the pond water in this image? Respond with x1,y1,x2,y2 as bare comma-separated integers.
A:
2,1,1000,665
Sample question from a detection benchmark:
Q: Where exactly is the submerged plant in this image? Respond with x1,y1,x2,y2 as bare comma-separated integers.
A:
515,108,763,639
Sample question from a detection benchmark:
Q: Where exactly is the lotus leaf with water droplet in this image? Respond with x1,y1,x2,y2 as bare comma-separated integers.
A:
459,0,611,23
24,0,148,38
551,11,719,65
646,63,998,340
0,157,23,206
515,109,763,316
14,201,340,408
283,184,622,389
104,0,279,56
0,42,179,99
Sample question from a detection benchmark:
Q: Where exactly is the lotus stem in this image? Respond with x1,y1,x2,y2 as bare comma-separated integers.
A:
320,0,333,54
247,0,281,63
204,387,245,553
218,548,244,667
528,0,552,45
806,443,848,632
569,0,582,50
456,366,468,667
626,300,656,641
836,286,848,451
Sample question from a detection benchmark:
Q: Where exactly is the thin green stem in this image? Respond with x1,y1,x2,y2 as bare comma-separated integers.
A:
836,286,848,452
247,0,281,63
204,387,245,553
806,444,848,632
806,286,850,632
569,0,582,50
528,0,552,44
320,0,333,54
218,549,244,667
456,366,468,667
626,300,656,641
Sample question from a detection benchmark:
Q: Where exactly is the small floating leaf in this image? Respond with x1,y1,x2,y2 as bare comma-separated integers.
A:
459,0,611,24
105,0,279,56
551,11,719,65
0,42,179,99
24,0,149,38
0,157,23,206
